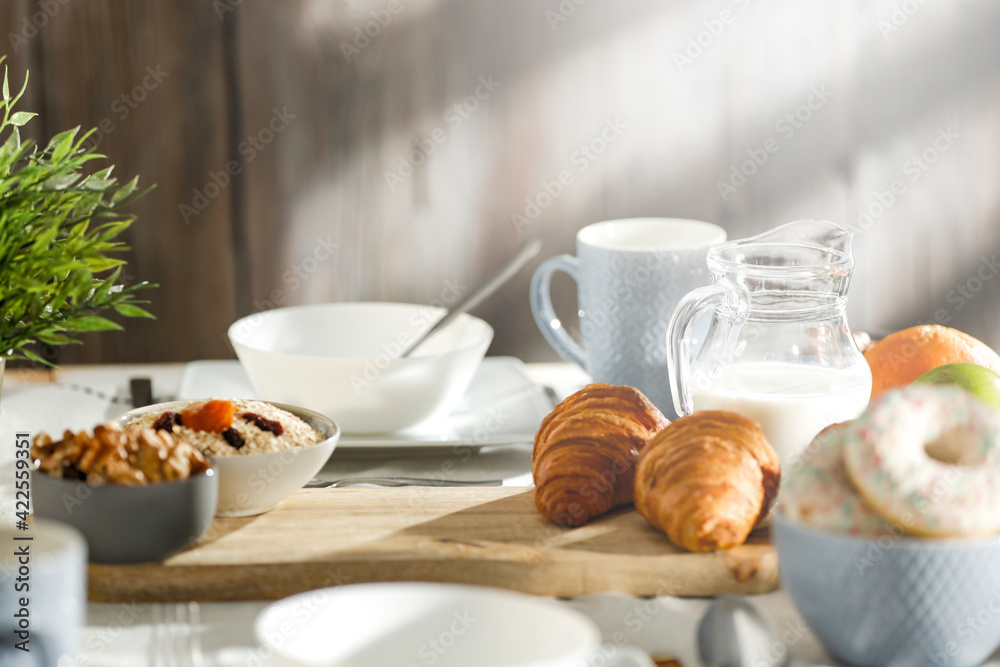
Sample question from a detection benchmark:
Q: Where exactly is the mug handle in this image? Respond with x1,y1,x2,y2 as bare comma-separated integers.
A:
530,255,588,369
666,284,729,418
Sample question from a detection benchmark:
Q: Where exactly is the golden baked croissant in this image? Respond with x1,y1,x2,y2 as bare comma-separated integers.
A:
634,410,780,552
532,383,669,527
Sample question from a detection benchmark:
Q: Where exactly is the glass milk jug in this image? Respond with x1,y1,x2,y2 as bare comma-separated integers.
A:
666,220,872,465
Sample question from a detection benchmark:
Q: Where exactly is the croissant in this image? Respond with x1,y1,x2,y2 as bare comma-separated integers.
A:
634,410,780,552
532,383,669,527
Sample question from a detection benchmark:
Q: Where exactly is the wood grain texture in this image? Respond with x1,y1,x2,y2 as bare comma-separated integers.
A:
4,0,238,364
88,487,777,602
4,1,1000,363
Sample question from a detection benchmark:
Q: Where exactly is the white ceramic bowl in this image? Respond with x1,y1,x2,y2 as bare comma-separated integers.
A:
119,400,339,517
227,302,494,434
254,582,652,667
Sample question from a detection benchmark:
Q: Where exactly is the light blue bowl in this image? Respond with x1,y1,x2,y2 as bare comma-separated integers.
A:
774,513,1000,667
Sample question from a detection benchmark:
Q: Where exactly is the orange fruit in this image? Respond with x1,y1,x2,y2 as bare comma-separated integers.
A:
864,325,1000,399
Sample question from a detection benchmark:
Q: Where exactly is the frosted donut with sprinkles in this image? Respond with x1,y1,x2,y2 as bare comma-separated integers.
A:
842,384,1000,538
780,421,888,536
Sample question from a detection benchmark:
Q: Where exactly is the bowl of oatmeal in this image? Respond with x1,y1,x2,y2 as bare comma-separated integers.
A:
227,302,494,434
119,398,339,517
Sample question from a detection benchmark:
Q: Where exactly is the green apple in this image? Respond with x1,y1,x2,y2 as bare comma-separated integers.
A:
913,362,1000,411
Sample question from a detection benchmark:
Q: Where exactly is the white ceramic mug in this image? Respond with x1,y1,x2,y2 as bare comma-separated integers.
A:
530,218,726,419
0,519,87,667
255,582,654,666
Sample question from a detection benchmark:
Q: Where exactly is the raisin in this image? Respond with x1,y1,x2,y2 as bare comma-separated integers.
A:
221,428,245,450
152,411,183,432
241,412,284,436
180,400,235,433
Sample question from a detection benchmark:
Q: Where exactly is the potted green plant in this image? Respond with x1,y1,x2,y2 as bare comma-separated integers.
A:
0,61,154,390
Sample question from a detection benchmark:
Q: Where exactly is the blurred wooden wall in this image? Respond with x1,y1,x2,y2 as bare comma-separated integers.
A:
3,0,1000,365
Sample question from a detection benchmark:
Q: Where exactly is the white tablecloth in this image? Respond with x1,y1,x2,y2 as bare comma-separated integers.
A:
1,361,994,666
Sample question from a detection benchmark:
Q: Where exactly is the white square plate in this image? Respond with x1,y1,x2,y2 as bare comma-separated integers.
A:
178,357,553,449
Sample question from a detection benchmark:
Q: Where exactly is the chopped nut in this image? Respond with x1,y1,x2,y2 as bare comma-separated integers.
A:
31,423,211,486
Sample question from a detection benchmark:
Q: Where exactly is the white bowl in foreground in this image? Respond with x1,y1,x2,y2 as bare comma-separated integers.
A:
227,302,494,434
255,582,653,667
118,400,339,517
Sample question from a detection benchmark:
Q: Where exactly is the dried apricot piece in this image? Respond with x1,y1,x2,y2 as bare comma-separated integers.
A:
180,399,235,433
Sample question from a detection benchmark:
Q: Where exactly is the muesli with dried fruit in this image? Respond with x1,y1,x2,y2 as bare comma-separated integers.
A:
126,398,323,456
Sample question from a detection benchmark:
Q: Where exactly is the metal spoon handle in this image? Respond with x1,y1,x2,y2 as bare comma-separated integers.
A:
401,238,542,357
305,476,503,488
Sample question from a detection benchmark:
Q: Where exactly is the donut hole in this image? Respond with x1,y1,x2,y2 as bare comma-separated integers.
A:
924,426,987,466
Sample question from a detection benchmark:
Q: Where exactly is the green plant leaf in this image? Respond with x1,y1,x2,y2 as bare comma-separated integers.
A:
80,178,114,191
21,348,51,366
0,127,20,165
62,315,123,332
9,111,35,127
48,127,78,163
43,172,80,190
34,332,79,346
113,303,154,318
0,66,156,362
84,256,125,272
112,175,139,203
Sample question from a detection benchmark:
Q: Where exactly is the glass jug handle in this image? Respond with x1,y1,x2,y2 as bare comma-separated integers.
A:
666,284,727,418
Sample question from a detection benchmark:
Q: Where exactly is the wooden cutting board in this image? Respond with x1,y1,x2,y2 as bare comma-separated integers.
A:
89,487,777,602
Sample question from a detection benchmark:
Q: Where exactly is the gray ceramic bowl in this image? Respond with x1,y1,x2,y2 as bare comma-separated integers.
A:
774,513,1000,667
31,467,217,565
